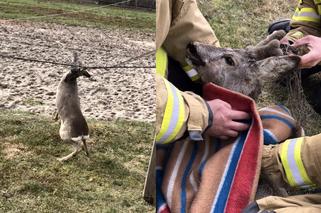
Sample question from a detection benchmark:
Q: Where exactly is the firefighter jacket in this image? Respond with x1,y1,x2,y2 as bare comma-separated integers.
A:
155,0,219,143
156,0,220,81
286,0,321,42
155,75,211,144
257,134,321,212
257,193,321,213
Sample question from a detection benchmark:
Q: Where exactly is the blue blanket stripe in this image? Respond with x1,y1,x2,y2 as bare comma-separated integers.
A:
181,143,199,213
263,129,278,145
277,104,291,115
198,156,207,177
156,168,167,211
260,114,295,130
199,138,221,177
156,143,175,211
212,132,247,213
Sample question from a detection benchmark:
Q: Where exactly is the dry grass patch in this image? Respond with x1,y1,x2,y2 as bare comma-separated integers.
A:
1,141,30,160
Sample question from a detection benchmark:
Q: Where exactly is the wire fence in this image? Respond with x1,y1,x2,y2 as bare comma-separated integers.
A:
2,0,132,21
0,0,155,124
0,50,155,69
95,0,155,10
0,0,155,69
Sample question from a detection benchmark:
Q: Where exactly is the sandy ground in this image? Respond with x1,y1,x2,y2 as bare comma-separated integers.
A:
0,20,155,122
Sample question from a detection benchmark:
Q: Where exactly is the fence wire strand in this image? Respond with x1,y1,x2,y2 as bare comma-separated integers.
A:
3,0,132,21
0,50,155,69
0,0,155,70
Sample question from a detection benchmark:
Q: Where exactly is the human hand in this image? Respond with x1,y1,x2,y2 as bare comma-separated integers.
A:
206,99,250,140
280,36,290,45
292,35,321,68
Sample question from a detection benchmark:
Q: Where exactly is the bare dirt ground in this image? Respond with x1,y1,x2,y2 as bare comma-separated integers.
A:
0,20,155,122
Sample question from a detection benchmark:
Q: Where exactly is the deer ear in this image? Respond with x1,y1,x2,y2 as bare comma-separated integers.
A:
256,30,286,46
256,55,301,80
248,40,283,60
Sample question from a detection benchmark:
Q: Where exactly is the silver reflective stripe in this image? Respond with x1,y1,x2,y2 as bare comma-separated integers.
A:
295,11,320,19
292,7,320,22
157,82,180,144
186,68,198,78
287,139,306,186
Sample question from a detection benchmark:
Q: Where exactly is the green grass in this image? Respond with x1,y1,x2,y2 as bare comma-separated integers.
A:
0,110,154,212
202,0,297,48
0,0,155,31
22,98,44,106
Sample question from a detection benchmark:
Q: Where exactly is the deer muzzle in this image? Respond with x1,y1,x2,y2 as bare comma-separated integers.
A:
186,42,206,66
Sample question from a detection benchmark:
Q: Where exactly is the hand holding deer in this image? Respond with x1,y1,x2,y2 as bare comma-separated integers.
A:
205,99,250,140
292,35,321,68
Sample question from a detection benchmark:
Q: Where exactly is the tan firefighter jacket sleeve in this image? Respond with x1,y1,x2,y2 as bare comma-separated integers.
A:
156,0,220,79
155,74,211,144
257,193,321,213
286,0,321,42
257,133,321,212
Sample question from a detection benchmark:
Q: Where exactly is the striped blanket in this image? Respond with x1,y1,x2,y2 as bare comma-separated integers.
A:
156,83,302,213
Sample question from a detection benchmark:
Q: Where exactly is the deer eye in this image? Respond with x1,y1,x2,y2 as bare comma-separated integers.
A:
224,56,235,66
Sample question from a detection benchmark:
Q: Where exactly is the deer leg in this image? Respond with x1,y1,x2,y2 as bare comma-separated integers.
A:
53,111,59,121
57,142,82,162
82,138,89,157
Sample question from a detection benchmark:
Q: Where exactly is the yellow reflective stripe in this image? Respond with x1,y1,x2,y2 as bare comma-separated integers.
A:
293,7,319,16
291,31,304,40
183,64,193,72
280,139,297,187
156,48,168,77
292,7,320,23
280,138,315,188
294,138,314,186
156,80,173,142
182,65,200,81
190,74,200,81
297,7,318,13
293,15,320,23
156,79,185,144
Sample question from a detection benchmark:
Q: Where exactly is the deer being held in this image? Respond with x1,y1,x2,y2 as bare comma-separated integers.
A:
56,53,91,162
186,31,306,197
186,30,301,100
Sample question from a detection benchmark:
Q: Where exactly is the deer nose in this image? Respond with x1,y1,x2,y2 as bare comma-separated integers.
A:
186,42,205,66
187,42,198,55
